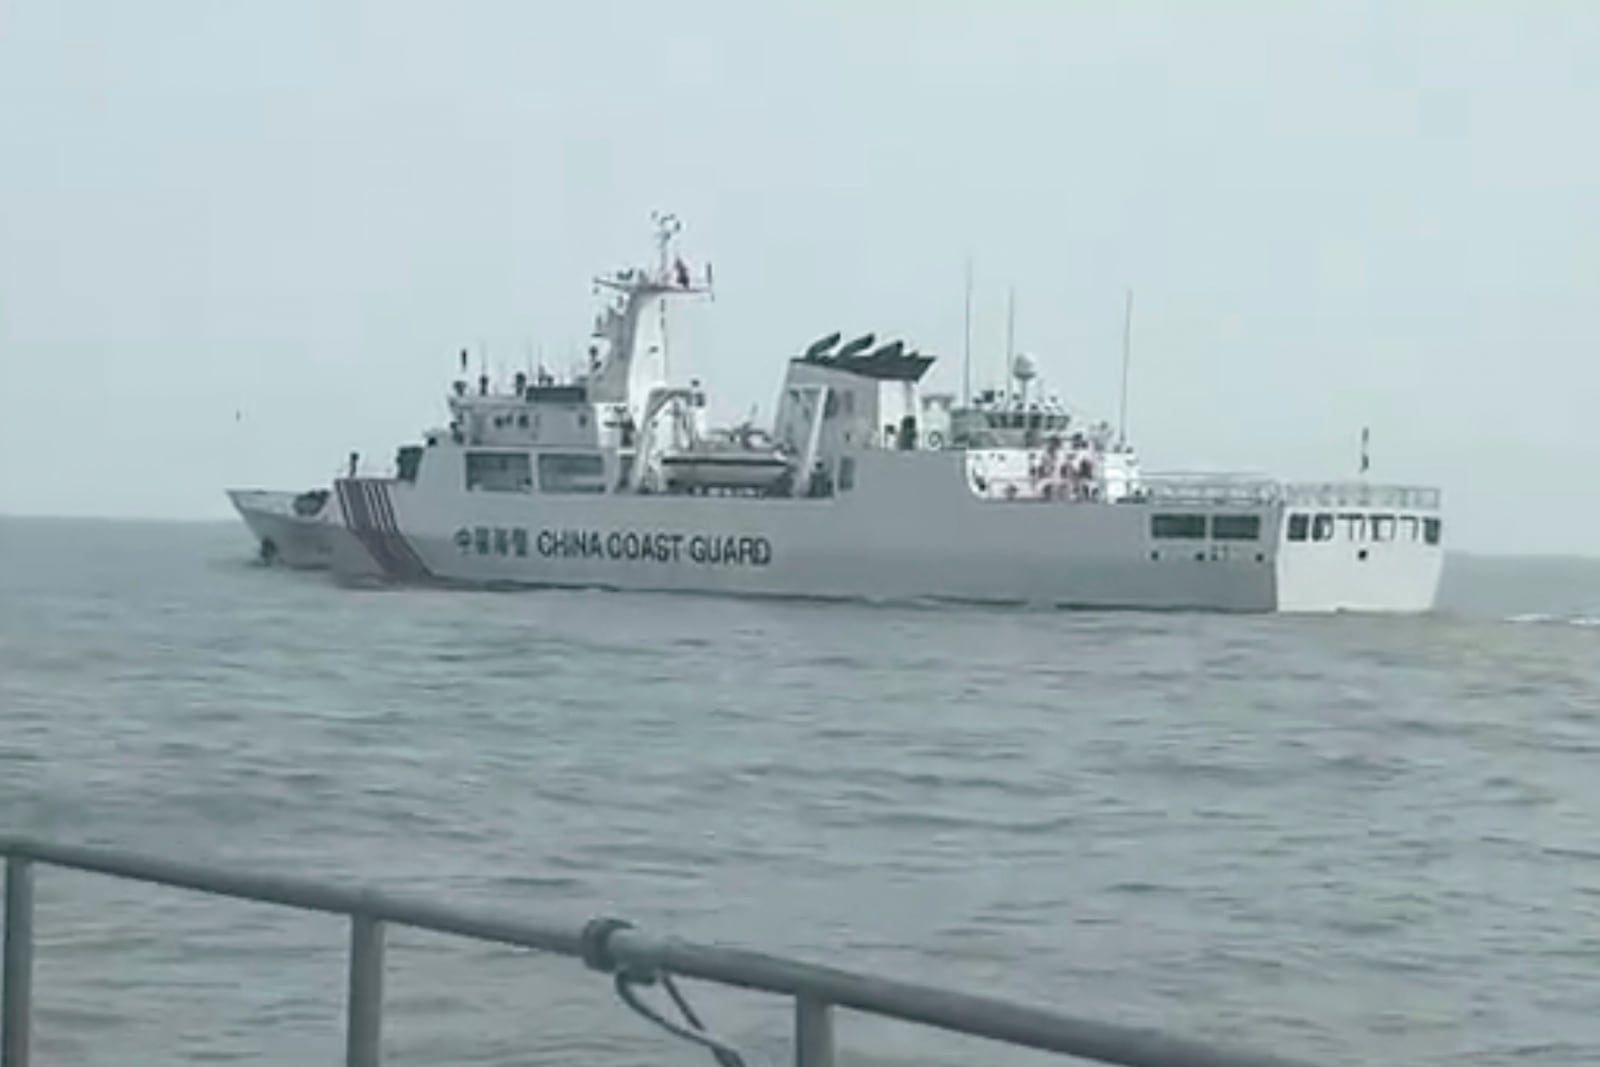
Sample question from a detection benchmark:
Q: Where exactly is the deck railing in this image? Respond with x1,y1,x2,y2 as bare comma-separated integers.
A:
2,837,1324,1067
1141,475,1441,511
1278,482,1441,510
1138,473,1282,507
968,468,1442,511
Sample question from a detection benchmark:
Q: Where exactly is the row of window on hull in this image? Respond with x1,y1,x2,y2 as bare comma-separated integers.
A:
1288,512,1441,545
1150,514,1262,541
1148,512,1443,546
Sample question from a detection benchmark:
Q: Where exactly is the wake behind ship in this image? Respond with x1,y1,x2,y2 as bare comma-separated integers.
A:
262,215,1445,613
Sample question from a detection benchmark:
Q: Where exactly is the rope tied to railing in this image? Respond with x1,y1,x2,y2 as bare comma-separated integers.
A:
581,916,751,1067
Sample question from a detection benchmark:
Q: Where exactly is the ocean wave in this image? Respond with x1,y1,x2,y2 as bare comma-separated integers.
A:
8,519,1600,1066
1504,612,1600,628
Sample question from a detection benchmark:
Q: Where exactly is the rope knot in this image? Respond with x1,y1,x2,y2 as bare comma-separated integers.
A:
580,916,634,975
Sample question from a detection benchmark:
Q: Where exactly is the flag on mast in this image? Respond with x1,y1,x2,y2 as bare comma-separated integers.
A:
1360,426,1371,474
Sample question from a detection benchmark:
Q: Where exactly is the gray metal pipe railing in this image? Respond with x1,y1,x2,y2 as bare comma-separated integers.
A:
0,836,1326,1067
2,857,31,1067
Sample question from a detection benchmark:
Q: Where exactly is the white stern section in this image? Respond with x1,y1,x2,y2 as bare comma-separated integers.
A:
1272,483,1444,613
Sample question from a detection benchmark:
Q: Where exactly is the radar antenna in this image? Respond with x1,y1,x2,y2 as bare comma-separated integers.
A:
651,211,683,277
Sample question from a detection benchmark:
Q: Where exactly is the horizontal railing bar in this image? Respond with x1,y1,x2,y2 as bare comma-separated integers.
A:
607,934,1317,1067
0,838,582,958
0,837,1325,1067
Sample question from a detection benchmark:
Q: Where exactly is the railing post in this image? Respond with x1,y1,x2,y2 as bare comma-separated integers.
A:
2,857,34,1067
345,913,384,1067
794,996,833,1067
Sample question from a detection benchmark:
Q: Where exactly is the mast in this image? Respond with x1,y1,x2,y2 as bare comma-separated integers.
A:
660,290,671,381
587,212,707,410
652,211,682,379
1118,288,1133,447
1003,285,1016,401
961,255,974,406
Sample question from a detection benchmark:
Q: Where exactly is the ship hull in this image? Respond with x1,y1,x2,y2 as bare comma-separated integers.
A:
328,456,1443,613
227,489,344,570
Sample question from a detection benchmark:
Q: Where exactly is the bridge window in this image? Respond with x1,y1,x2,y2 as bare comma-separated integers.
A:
396,445,424,484
1338,513,1367,541
1424,517,1442,545
1151,513,1206,539
538,452,607,494
1287,513,1309,541
1401,516,1420,541
465,451,532,492
1371,514,1396,542
1312,513,1335,541
1211,514,1262,541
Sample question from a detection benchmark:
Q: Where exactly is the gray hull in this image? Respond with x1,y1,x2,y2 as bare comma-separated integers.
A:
326,454,1443,614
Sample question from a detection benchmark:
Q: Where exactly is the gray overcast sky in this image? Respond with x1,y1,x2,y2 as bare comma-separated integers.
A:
1,1,1596,554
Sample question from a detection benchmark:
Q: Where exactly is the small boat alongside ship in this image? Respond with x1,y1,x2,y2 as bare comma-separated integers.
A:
230,215,1444,613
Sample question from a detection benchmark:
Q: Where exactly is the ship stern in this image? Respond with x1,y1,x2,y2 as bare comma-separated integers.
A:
1270,484,1444,613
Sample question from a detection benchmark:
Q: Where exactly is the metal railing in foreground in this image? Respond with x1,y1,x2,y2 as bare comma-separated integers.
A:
1,837,1324,1067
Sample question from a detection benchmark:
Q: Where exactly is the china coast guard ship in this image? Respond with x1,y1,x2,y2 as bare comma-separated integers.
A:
312,215,1442,612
